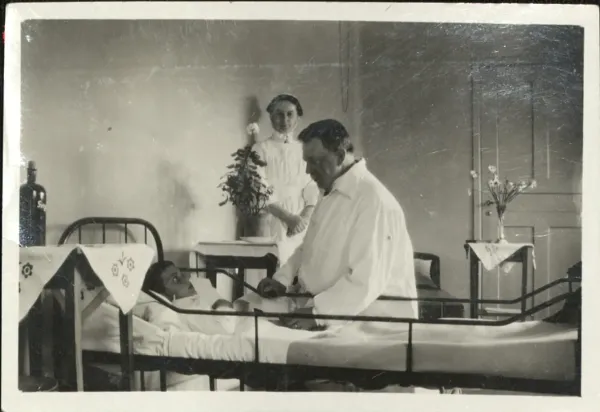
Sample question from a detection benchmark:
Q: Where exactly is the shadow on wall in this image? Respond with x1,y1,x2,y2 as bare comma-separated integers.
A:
156,160,197,247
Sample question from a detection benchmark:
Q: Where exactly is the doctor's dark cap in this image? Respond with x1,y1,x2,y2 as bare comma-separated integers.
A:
266,94,304,116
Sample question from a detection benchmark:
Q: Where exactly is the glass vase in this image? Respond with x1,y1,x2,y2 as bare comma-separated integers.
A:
496,212,508,244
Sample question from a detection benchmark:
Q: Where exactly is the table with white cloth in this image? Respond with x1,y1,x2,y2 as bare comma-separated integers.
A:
189,241,279,301
465,240,536,319
18,244,155,391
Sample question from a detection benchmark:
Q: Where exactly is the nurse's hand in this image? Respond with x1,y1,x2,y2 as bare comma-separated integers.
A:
287,215,308,236
257,278,287,298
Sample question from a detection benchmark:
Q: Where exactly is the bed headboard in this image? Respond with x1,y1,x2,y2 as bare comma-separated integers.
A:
57,217,165,262
413,252,441,289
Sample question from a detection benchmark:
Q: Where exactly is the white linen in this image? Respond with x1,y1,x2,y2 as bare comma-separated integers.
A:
81,299,240,391
83,292,577,383
165,320,577,381
19,244,155,320
271,159,418,326
252,137,319,264
467,242,536,273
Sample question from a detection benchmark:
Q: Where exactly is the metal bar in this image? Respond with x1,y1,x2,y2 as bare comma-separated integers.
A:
143,288,578,327
407,322,414,373
160,369,167,391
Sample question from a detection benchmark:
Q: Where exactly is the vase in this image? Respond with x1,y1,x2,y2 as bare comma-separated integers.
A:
240,213,271,238
496,213,508,244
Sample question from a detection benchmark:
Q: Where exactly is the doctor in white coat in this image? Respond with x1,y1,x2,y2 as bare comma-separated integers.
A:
257,119,418,331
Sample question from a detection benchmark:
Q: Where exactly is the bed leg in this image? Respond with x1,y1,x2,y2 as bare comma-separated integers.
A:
239,377,245,392
209,377,216,391
160,369,167,392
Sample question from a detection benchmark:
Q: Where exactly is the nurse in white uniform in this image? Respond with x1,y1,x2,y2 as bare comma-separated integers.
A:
251,94,319,265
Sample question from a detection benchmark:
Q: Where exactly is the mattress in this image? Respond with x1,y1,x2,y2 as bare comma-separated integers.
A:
82,301,578,383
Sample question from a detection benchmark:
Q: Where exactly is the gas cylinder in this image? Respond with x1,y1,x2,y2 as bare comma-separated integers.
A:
19,161,47,246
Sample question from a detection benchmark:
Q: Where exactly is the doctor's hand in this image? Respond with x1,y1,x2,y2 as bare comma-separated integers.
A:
280,307,319,331
257,278,287,298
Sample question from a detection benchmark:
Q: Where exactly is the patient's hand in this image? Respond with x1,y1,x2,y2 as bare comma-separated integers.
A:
257,278,287,298
281,307,318,330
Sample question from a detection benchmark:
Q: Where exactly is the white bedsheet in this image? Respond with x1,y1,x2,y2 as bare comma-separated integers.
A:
83,300,578,384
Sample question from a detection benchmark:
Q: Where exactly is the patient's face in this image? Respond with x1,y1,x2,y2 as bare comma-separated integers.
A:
160,265,196,300
303,138,341,191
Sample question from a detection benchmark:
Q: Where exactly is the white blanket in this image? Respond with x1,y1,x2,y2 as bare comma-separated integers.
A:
82,292,579,387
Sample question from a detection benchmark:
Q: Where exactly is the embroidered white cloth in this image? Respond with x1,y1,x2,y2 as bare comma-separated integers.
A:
467,242,536,274
192,240,278,259
19,244,156,320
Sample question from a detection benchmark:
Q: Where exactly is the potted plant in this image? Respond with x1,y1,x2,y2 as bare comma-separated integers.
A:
218,124,273,237
470,165,537,243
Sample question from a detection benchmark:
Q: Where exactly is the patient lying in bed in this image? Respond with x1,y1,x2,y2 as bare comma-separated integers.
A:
138,261,237,335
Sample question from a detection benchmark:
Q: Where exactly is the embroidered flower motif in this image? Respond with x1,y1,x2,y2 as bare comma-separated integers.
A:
126,258,135,272
122,274,130,288
111,263,119,277
21,262,33,279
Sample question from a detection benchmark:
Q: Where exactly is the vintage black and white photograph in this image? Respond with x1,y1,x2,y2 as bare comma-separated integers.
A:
2,2,599,411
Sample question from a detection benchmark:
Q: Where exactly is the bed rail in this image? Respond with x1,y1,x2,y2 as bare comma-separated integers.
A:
181,265,580,316
134,276,582,395
143,276,580,327
57,217,165,262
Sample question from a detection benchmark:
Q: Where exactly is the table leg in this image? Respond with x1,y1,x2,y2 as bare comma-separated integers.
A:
119,311,134,391
265,254,278,279
521,249,529,319
64,267,84,391
27,297,44,376
235,267,246,301
469,255,480,318
206,260,217,288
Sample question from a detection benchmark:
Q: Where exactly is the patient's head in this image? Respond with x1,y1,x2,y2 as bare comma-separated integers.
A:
142,261,196,301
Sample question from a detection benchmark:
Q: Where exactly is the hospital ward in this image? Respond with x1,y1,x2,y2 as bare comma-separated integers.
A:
8,20,584,395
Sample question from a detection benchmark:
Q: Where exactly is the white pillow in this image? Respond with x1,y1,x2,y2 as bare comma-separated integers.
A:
414,258,432,279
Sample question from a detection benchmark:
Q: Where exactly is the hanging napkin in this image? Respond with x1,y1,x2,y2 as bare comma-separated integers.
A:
19,246,75,321
467,242,536,274
78,244,155,314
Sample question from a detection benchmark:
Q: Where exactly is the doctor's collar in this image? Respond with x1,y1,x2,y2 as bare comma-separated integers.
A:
327,158,366,198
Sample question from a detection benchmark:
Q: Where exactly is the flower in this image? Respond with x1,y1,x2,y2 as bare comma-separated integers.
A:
471,165,538,219
246,123,260,137
470,170,478,179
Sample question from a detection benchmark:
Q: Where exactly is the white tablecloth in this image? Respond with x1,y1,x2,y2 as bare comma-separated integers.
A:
467,242,536,274
191,240,278,259
189,241,280,299
19,244,156,320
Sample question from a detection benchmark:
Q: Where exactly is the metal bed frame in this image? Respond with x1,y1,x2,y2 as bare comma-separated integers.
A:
53,217,581,395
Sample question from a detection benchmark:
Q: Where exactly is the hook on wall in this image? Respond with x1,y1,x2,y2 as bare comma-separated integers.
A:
339,21,351,113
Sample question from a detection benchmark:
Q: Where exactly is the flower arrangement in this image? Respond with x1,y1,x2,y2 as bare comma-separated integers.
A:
218,124,273,217
470,165,537,242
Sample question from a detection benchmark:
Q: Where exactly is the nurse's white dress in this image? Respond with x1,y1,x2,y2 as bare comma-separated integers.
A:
251,132,319,266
